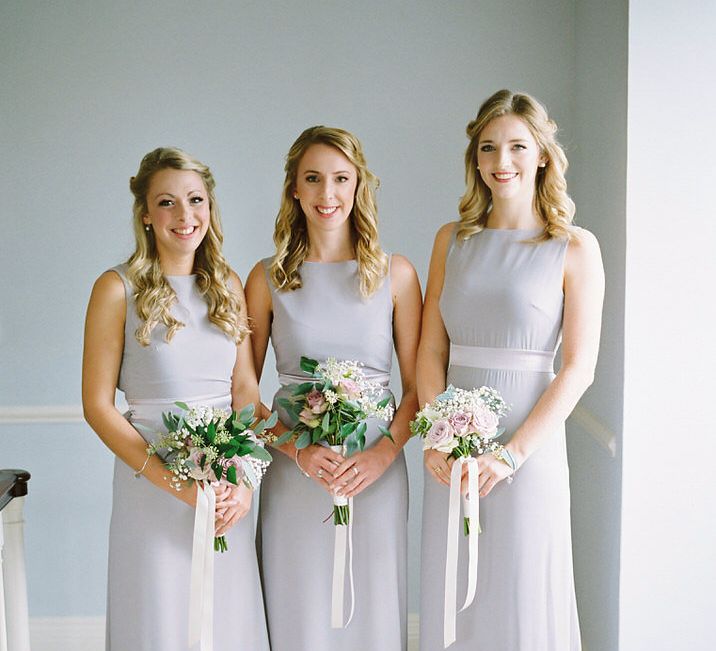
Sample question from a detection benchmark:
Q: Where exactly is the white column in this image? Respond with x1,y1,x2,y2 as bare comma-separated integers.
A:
1,497,30,651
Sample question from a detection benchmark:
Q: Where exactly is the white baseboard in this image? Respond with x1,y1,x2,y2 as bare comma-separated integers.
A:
29,614,416,650
408,611,419,649
30,617,104,651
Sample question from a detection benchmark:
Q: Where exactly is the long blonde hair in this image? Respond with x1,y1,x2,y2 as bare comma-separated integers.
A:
268,126,388,297
126,147,248,346
457,89,575,241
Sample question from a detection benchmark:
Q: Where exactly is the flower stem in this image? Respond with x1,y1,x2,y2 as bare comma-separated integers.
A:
333,504,350,526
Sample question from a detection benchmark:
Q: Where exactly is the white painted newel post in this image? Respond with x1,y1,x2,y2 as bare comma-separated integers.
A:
0,470,31,651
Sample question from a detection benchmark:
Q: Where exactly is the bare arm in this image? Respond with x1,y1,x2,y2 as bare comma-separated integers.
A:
330,254,423,497
477,228,605,496
81,271,196,507
417,223,458,486
506,228,605,464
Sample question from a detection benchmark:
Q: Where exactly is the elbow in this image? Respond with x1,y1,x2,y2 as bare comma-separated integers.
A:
560,361,595,394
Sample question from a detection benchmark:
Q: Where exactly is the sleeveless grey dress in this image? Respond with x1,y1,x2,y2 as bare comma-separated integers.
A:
419,229,581,650
258,258,408,651
106,264,269,651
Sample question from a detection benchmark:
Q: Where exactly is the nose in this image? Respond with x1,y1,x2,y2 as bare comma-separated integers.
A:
497,146,512,169
177,199,191,221
319,178,335,200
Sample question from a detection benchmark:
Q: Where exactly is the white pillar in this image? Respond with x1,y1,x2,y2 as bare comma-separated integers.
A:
1,497,30,651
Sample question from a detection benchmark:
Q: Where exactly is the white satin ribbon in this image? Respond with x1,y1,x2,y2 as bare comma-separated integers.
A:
330,444,355,628
189,481,215,651
444,456,479,648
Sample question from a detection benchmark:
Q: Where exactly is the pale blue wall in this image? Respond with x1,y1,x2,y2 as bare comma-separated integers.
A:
1,0,604,626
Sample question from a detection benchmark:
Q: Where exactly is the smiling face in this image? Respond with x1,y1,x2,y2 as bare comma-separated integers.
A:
142,168,210,268
294,143,358,236
476,114,545,204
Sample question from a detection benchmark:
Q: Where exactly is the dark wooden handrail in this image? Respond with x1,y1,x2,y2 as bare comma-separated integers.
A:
0,469,30,512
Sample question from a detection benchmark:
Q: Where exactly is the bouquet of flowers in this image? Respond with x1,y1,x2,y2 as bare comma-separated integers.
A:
276,356,394,525
149,401,276,551
410,385,510,534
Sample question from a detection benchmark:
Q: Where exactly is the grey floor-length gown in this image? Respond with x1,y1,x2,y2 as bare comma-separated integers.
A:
258,258,408,651
420,228,581,651
106,264,269,651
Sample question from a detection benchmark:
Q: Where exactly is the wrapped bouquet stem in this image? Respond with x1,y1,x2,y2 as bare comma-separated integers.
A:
276,356,394,629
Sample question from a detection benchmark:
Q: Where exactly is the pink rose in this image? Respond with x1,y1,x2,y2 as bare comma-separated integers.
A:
448,411,471,436
306,389,328,414
471,404,499,437
427,419,457,452
337,379,361,400
187,449,212,480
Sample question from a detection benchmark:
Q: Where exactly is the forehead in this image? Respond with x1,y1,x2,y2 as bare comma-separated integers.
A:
479,114,536,143
148,168,206,195
298,143,355,172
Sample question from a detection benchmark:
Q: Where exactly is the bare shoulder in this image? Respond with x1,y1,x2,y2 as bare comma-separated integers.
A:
390,253,418,281
565,227,604,282
435,221,458,248
246,260,270,290
91,269,126,305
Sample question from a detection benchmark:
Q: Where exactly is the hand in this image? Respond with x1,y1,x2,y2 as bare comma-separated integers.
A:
296,445,345,494
329,447,394,498
424,448,455,487
214,482,253,536
470,453,514,497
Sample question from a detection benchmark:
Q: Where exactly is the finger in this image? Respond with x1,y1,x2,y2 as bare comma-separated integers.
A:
480,476,497,497
344,476,369,498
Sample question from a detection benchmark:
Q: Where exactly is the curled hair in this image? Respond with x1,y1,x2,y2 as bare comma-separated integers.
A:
269,126,388,297
457,89,575,242
127,147,248,345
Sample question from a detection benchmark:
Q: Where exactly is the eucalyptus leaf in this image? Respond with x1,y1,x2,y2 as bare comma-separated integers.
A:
264,411,279,428
295,431,312,449
377,397,391,409
250,446,272,462
275,430,295,445
379,425,394,442
238,403,255,423
291,382,316,396
174,401,190,411
277,397,294,410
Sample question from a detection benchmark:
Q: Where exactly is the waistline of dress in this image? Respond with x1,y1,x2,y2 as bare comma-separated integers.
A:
125,393,232,419
277,372,391,387
449,344,555,373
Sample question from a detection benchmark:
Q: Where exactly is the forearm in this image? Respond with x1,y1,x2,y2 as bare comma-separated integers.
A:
84,403,195,506
416,346,448,406
506,363,595,465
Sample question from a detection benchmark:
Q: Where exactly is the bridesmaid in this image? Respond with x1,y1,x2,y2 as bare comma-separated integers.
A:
418,90,604,650
246,126,422,651
82,147,269,650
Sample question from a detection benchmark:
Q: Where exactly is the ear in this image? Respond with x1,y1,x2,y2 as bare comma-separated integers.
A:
538,155,548,168
143,214,151,225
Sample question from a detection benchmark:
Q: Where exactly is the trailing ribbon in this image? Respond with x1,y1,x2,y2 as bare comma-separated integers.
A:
444,456,479,648
330,444,355,628
189,481,216,651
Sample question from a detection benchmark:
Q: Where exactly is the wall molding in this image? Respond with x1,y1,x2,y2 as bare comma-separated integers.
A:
0,405,85,424
30,617,105,651
569,405,617,457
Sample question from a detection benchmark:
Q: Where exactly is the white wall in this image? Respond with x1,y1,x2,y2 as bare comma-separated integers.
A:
1,2,644,647
621,1,716,649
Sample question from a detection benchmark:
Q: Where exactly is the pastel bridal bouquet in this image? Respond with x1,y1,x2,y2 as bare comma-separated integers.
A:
410,385,510,535
148,401,276,551
276,356,394,525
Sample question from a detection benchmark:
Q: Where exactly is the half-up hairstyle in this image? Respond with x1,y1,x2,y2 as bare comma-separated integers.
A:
269,126,388,297
127,147,248,346
457,89,575,242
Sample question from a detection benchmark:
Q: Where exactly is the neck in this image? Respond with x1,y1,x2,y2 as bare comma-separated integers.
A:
305,224,355,262
487,195,542,230
158,252,196,276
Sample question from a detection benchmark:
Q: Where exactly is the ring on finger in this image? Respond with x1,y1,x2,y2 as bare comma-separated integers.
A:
317,468,324,478
352,467,359,477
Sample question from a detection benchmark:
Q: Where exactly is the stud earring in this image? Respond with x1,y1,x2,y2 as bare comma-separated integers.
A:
145,224,151,232
293,192,299,199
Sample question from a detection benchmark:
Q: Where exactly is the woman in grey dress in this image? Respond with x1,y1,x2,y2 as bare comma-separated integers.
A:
417,90,605,650
246,126,422,650
82,148,269,650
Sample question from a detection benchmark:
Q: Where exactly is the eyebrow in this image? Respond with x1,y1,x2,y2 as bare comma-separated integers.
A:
152,189,204,199
302,169,353,174
478,138,529,143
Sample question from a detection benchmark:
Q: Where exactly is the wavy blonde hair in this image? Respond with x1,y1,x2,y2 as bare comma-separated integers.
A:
268,126,388,297
457,89,575,242
126,147,248,346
